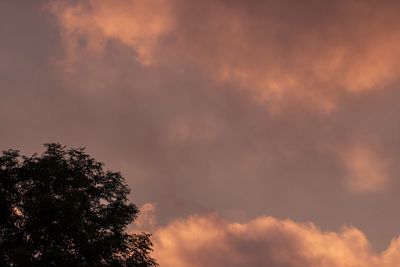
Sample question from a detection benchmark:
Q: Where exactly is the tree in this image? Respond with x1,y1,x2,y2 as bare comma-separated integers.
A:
0,143,157,267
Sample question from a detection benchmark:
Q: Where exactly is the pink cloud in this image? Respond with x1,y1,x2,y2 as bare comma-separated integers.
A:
48,0,400,111
153,214,400,267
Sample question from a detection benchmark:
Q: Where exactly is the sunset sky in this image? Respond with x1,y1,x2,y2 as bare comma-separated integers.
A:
2,1,400,266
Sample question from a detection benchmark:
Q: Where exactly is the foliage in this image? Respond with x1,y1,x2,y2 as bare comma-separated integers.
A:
0,143,157,267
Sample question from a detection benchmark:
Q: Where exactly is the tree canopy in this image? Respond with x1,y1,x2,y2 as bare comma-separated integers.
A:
0,143,157,267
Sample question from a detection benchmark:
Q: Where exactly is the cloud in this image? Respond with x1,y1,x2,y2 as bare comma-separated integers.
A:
47,0,173,67
4,0,400,251
342,144,391,193
153,214,400,267
48,0,400,111
133,202,157,231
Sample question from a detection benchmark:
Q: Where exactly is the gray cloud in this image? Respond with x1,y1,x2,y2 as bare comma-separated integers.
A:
1,0,400,252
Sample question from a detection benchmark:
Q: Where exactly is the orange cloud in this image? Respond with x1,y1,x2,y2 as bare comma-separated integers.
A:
47,0,172,67
48,0,400,111
133,202,157,231
153,214,400,267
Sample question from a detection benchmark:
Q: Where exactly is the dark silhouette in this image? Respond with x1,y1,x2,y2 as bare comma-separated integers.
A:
0,143,157,267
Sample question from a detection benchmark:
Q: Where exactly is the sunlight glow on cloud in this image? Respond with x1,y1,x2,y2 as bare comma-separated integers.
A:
47,0,172,67
134,203,157,231
48,0,400,111
153,214,400,267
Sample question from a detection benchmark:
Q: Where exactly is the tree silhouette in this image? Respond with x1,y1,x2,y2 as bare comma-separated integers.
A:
0,143,157,267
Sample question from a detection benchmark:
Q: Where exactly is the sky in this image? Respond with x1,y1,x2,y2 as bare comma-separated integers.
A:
2,0,400,266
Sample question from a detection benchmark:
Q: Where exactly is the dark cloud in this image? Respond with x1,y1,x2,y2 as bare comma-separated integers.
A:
2,0,400,254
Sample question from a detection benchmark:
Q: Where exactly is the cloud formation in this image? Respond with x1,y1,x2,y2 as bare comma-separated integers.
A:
47,0,172,66
153,214,400,267
49,0,400,111
3,0,400,252
133,203,157,231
